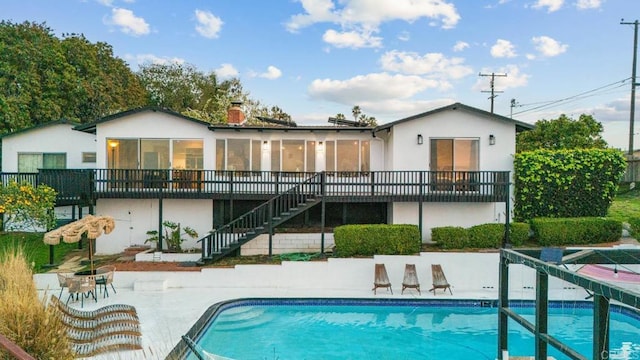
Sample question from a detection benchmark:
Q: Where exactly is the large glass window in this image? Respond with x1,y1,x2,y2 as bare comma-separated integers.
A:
107,139,138,169
430,138,479,191
360,141,370,172
430,139,479,171
216,140,226,170
141,139,170,169
173,140,203,170
271,140,280,171
227,139,250,171
337,140,359,172
326,141,336,172
18,153,66,172
306,141,316,172
251,140,261,172
281,140,305,172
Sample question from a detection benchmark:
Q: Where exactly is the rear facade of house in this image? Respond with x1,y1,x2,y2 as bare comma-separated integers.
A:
0,103,532,260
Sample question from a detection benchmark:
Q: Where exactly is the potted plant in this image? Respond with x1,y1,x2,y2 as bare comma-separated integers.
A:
146,221,198,252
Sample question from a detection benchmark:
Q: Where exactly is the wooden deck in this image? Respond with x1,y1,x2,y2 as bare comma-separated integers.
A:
0,169,510,205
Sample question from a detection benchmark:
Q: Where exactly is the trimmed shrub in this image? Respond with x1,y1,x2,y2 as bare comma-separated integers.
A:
530,217,621,246
468,224,503,248
333,224,421,257
509,222,531,246
432,226,469,249
628,217,640,238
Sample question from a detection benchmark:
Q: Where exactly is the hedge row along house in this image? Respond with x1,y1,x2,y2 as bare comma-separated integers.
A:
0,102,533,262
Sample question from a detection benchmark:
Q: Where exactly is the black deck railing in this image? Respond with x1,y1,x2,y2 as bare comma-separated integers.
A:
0,169,510,203
198,173,324,262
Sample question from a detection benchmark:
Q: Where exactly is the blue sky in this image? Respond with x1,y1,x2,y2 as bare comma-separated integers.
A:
3,0,640,149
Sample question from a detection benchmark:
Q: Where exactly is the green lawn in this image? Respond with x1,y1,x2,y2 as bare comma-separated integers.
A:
608,188,640,223
0,232,79,273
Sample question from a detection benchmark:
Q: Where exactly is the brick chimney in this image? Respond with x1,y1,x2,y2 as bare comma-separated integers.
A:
227,101,245,125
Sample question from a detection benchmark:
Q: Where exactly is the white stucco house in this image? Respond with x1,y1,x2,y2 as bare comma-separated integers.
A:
0,103,532,261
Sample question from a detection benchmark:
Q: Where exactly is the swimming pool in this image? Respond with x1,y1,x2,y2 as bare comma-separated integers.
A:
172,298,640,360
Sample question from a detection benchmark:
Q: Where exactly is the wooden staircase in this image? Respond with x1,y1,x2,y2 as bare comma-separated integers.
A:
197,173,323,264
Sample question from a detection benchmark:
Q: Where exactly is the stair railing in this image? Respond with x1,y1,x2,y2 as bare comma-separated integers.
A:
198,172,323,260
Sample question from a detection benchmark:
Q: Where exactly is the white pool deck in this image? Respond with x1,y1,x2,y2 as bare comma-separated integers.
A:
34,249,640,360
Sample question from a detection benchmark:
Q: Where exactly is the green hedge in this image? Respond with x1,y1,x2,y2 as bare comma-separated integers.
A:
514,149,625,221
333,224,421,257
432,226,468,249
530,217,621,246
433,223,530,249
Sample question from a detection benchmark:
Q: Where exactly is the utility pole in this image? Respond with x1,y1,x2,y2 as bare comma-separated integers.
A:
621,19,640,156
510,98,519,118
479,72,507,114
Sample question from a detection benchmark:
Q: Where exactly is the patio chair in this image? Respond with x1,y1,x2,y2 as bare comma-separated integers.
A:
66,275,97,308
401,264,420,295
95,265,117,298
56,271,74,298
429,264,452,295
372,263,392,295
50,295,137,320
70,332,143,357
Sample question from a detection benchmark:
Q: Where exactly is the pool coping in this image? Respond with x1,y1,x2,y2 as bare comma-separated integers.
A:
166,297,640,359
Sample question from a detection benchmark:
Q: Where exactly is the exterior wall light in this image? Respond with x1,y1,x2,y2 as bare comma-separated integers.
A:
317,141,324,152
262,140,269,150
489,134,496,145
417,134,424,145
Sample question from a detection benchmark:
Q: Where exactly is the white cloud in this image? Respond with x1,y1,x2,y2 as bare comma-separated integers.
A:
215,63,239,78
308,72,442,103
257,66,283,80
129,54,185,67
322,29,382,48
490,39,517,58
286,0,461,48
532,35,568,57
380,50,473,81
453,41,469,52
575,0,602,9
532,0,564,12
97,0,114,6
398,31,410,42
473,65,530,91
105,8,150,36
195,9,223,39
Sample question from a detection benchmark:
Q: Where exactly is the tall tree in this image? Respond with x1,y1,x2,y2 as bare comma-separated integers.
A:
0,21,147,133
60,34,147,121
516,114,608,153
351,105,361,122
138,63,250,123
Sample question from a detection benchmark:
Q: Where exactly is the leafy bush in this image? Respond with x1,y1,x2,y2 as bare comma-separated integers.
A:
433,222,530,249
514,149,626,221
468,224,504,248
146,220,198,252
628,217,640,237
432,226,469,249
333,224,421,257
509,222,531,246
530,217,621,246
0,246,73,359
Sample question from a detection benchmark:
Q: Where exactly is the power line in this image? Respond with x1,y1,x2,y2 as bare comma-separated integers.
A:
512,78,630,116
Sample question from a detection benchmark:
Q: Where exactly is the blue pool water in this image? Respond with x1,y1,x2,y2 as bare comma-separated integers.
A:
184,299,640,360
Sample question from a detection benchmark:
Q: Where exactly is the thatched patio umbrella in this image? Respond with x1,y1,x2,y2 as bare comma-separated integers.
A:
43,215,115,273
